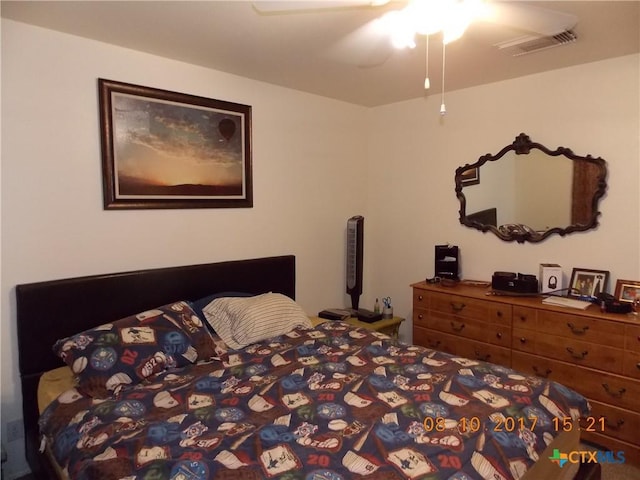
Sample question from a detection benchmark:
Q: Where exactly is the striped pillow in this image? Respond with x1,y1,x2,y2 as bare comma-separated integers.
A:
202,293,311,350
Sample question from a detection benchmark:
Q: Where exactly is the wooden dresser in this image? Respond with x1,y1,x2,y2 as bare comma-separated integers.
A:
412,281,640,465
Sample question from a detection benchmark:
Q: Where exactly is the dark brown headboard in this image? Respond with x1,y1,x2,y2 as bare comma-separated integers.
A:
15,255,295,478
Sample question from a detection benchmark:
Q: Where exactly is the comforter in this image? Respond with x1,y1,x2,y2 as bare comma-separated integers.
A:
40,321,590,480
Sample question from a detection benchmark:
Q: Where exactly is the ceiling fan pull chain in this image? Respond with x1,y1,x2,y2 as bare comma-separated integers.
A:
424,35,430,90
440,40,446,115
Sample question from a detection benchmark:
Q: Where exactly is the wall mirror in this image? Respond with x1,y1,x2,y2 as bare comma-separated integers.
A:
455,133,607,243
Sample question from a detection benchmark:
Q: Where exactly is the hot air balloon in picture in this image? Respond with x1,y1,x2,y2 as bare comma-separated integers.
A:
218,118,236,144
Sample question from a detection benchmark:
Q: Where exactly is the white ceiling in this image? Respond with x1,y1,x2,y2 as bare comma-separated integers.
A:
2,1,639,106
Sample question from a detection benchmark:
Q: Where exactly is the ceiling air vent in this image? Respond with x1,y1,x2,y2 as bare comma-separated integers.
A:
494,30,577,57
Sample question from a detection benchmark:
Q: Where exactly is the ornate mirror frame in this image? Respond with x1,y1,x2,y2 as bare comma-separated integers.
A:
455,133,607,243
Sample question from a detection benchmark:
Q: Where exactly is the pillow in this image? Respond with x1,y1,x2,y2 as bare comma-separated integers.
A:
189,291,254,321
202,293,312,350
38,366,75,414
53,301,216,398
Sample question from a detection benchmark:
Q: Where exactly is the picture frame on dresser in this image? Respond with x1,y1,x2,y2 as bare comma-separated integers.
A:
568,268,609,299
614,279,640,303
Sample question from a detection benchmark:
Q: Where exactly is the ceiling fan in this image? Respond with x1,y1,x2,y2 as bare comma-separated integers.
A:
253,0,578,113
253,1,578,61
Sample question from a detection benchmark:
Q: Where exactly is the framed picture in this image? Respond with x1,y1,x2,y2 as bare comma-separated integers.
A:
460,167,480,186
614,279,640,303
568,268,609,299
99,79,252,209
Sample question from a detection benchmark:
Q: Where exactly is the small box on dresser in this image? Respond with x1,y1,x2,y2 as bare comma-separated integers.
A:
540,263,563,294
411,280,640,466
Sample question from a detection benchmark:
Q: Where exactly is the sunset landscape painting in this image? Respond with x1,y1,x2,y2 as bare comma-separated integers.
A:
100,79,252,209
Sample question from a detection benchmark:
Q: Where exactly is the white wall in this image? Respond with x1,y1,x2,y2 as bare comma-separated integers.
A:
366,54,640,342
2,17,639,479
0,19,368,478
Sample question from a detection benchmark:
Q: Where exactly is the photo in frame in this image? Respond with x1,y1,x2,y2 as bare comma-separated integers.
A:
614,279,640,303
460,167,480,186
568,268,609,299
99,79,252,209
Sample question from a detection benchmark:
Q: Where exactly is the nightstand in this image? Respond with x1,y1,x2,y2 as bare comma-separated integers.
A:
310,316,404,338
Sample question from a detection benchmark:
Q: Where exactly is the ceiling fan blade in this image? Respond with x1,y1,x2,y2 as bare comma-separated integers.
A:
252,1,386,14
325,18,395,67
481,2,577,36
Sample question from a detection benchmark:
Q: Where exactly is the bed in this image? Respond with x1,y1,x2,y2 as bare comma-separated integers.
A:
16,255,599,480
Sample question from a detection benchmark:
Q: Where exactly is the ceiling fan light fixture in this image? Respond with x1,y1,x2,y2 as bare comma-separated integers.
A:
442,0,486,43
407,0,447,35
386,0,487,49
380,10,417,48
441,19,469,44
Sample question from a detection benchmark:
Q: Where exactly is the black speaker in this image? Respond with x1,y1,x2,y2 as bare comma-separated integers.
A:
346,215,364,310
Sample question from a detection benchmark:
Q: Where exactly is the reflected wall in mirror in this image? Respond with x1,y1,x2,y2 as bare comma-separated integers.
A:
455,133,607,243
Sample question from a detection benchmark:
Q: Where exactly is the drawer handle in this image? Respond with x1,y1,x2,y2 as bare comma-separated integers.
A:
418,295,424,301
519,337,527,344
474,350,491,362
518,315,528,322
605,419,625,430
532,366,552,378
496,311,503,318
418,314,425,320
566,347,588,360
450,302,466,313
567,322,589,335
496,332,503,339
602,383,626,398
636,362,640,370
450,321,466,332
428,340,441,349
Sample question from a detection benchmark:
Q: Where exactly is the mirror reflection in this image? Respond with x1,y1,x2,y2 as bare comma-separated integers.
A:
455,133,607,243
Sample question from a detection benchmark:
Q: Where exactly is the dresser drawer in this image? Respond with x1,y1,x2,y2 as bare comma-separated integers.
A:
512,328,536,354
413,327,511,367
486,324,511,347
535,333,623,373
626,324,640,353
413,307,430,328
623,351,640,380
430,292,511,324
536,310,624,348
513,329,623,373
512,306,538,330
585,399,640,446
458,338,511,367
512,351,640,412
413,289,430,310
413,326,457,352
426,311,510,347
427,311,487,341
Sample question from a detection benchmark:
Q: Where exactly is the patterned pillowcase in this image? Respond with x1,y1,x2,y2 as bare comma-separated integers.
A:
202,293,312,350
53,301,216,398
